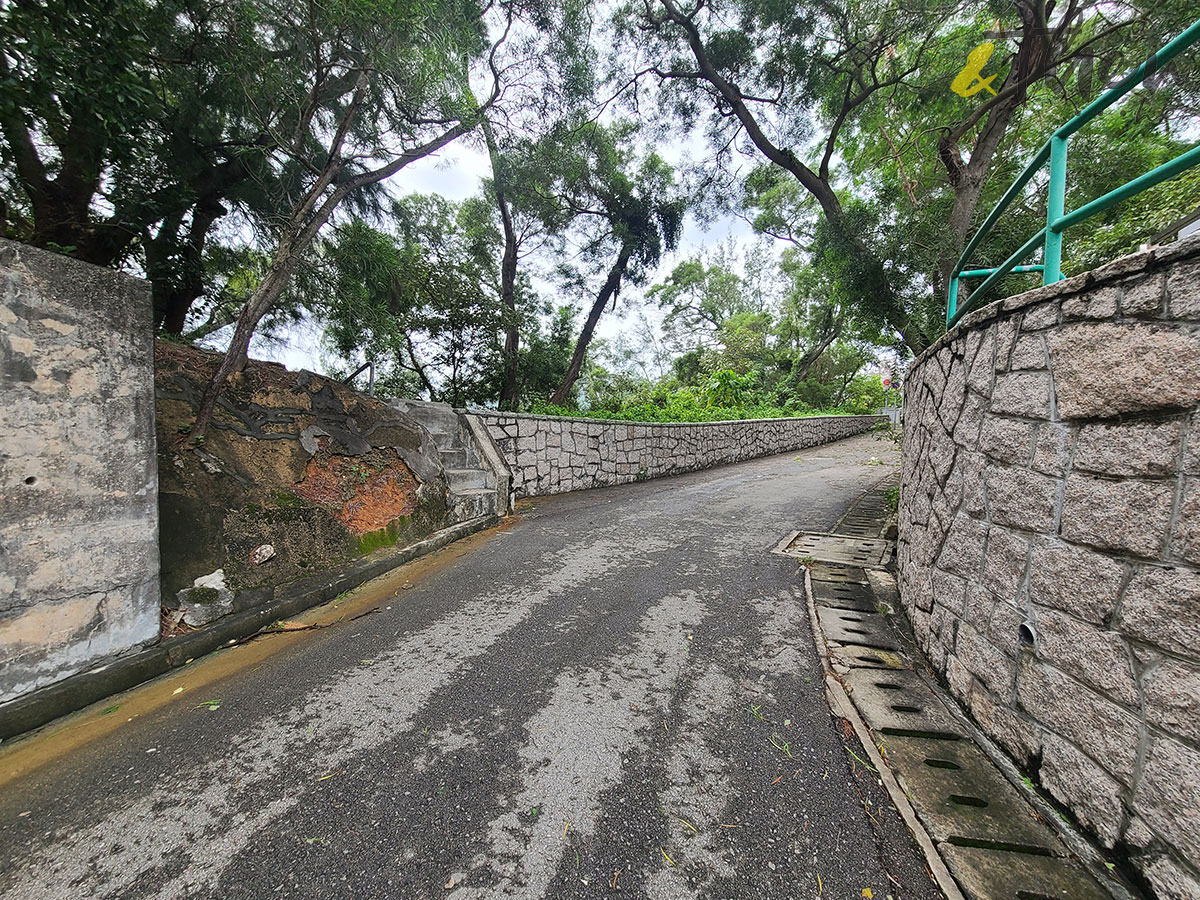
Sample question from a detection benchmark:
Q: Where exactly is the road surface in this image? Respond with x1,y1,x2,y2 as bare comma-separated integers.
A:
0,432,940,899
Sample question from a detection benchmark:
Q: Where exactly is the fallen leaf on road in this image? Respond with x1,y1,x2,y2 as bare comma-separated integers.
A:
862,889,874,898
659,847,676,867
771,775,783,786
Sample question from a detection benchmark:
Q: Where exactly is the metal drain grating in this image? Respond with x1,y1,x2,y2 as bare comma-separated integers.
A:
774,531,891,567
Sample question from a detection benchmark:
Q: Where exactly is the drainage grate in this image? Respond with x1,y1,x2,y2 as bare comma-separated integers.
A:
810,579,878,612
808,562,868,584
841,668,962,736
817,608,900,651
941,844,1113,900
774,531,891,567
806,481,1117,900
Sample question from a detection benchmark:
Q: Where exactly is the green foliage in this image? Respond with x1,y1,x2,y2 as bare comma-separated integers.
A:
703,369,755,407
316,197,502,407
528,367,884,422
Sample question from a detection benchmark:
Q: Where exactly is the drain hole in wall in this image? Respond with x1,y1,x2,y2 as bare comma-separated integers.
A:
846,628,870,636
840,614,865,622
925,759,961,770
949,795,989,808
891,704,923,713
25,476,37,486
1017,893,1063,900
875,682,903,691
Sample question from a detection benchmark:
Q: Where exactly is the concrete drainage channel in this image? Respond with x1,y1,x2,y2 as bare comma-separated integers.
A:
784,479,1132,900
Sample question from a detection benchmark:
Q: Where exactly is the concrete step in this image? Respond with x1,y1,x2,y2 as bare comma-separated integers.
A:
438,446,478,469
452,488,497,520
424,427,463,452
446,467,490,491
391,399,462,435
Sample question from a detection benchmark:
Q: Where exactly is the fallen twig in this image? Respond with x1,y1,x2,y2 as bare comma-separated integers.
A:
231,607,382,646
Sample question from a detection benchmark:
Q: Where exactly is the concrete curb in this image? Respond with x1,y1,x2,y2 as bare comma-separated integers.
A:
0,514,499,742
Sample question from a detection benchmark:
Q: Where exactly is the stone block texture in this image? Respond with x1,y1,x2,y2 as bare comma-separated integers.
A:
472,412,884,498
898,235,1200,899
0,240,160,704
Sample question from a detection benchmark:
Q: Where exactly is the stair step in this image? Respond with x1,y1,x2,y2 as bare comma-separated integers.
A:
426,428,463,451
452,488,498,519
446,467,490,491
439,446,478,469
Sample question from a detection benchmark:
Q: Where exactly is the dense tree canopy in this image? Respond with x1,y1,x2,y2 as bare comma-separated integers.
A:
2,0,1196,420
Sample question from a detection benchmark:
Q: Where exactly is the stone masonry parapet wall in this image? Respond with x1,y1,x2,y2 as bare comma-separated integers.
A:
898,235,1200,900
470,411,885,498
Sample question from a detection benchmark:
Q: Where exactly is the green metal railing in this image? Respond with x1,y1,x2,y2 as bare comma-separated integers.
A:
946,18,1200,327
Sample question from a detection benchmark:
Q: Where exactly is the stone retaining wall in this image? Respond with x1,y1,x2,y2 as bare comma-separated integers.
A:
0,240,161,704
898,235,1200,900
471,411,885,498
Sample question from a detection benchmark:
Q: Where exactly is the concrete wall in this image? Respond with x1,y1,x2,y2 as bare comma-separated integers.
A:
898,235,1200,900
0,240,160,704
471,411,885,498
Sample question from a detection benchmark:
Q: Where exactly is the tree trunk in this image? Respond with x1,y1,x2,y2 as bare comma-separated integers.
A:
189,242,306,440
147,201,224,334
936,3,1051,301
792,311,844,383
187,61,492,442
550,245,632,406
656,0,931,356
482,119,521,410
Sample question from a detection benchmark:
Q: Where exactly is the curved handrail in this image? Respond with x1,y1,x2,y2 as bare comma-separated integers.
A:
947,18,1200,327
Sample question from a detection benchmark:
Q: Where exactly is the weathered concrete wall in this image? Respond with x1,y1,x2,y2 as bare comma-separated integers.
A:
898,235,1200,900
0,240,160,704
472,411,886,498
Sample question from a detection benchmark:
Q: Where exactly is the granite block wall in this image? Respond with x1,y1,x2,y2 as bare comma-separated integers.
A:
898,235,1200,899
471,411,885,498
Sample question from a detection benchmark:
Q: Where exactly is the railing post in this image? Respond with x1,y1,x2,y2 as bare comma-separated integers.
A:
947,275,959,325
1043,135,1068,284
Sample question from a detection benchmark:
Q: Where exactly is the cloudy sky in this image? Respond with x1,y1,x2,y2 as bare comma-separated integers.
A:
245,129,770,378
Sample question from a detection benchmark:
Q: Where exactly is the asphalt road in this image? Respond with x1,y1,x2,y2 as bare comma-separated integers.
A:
0,432,941,900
